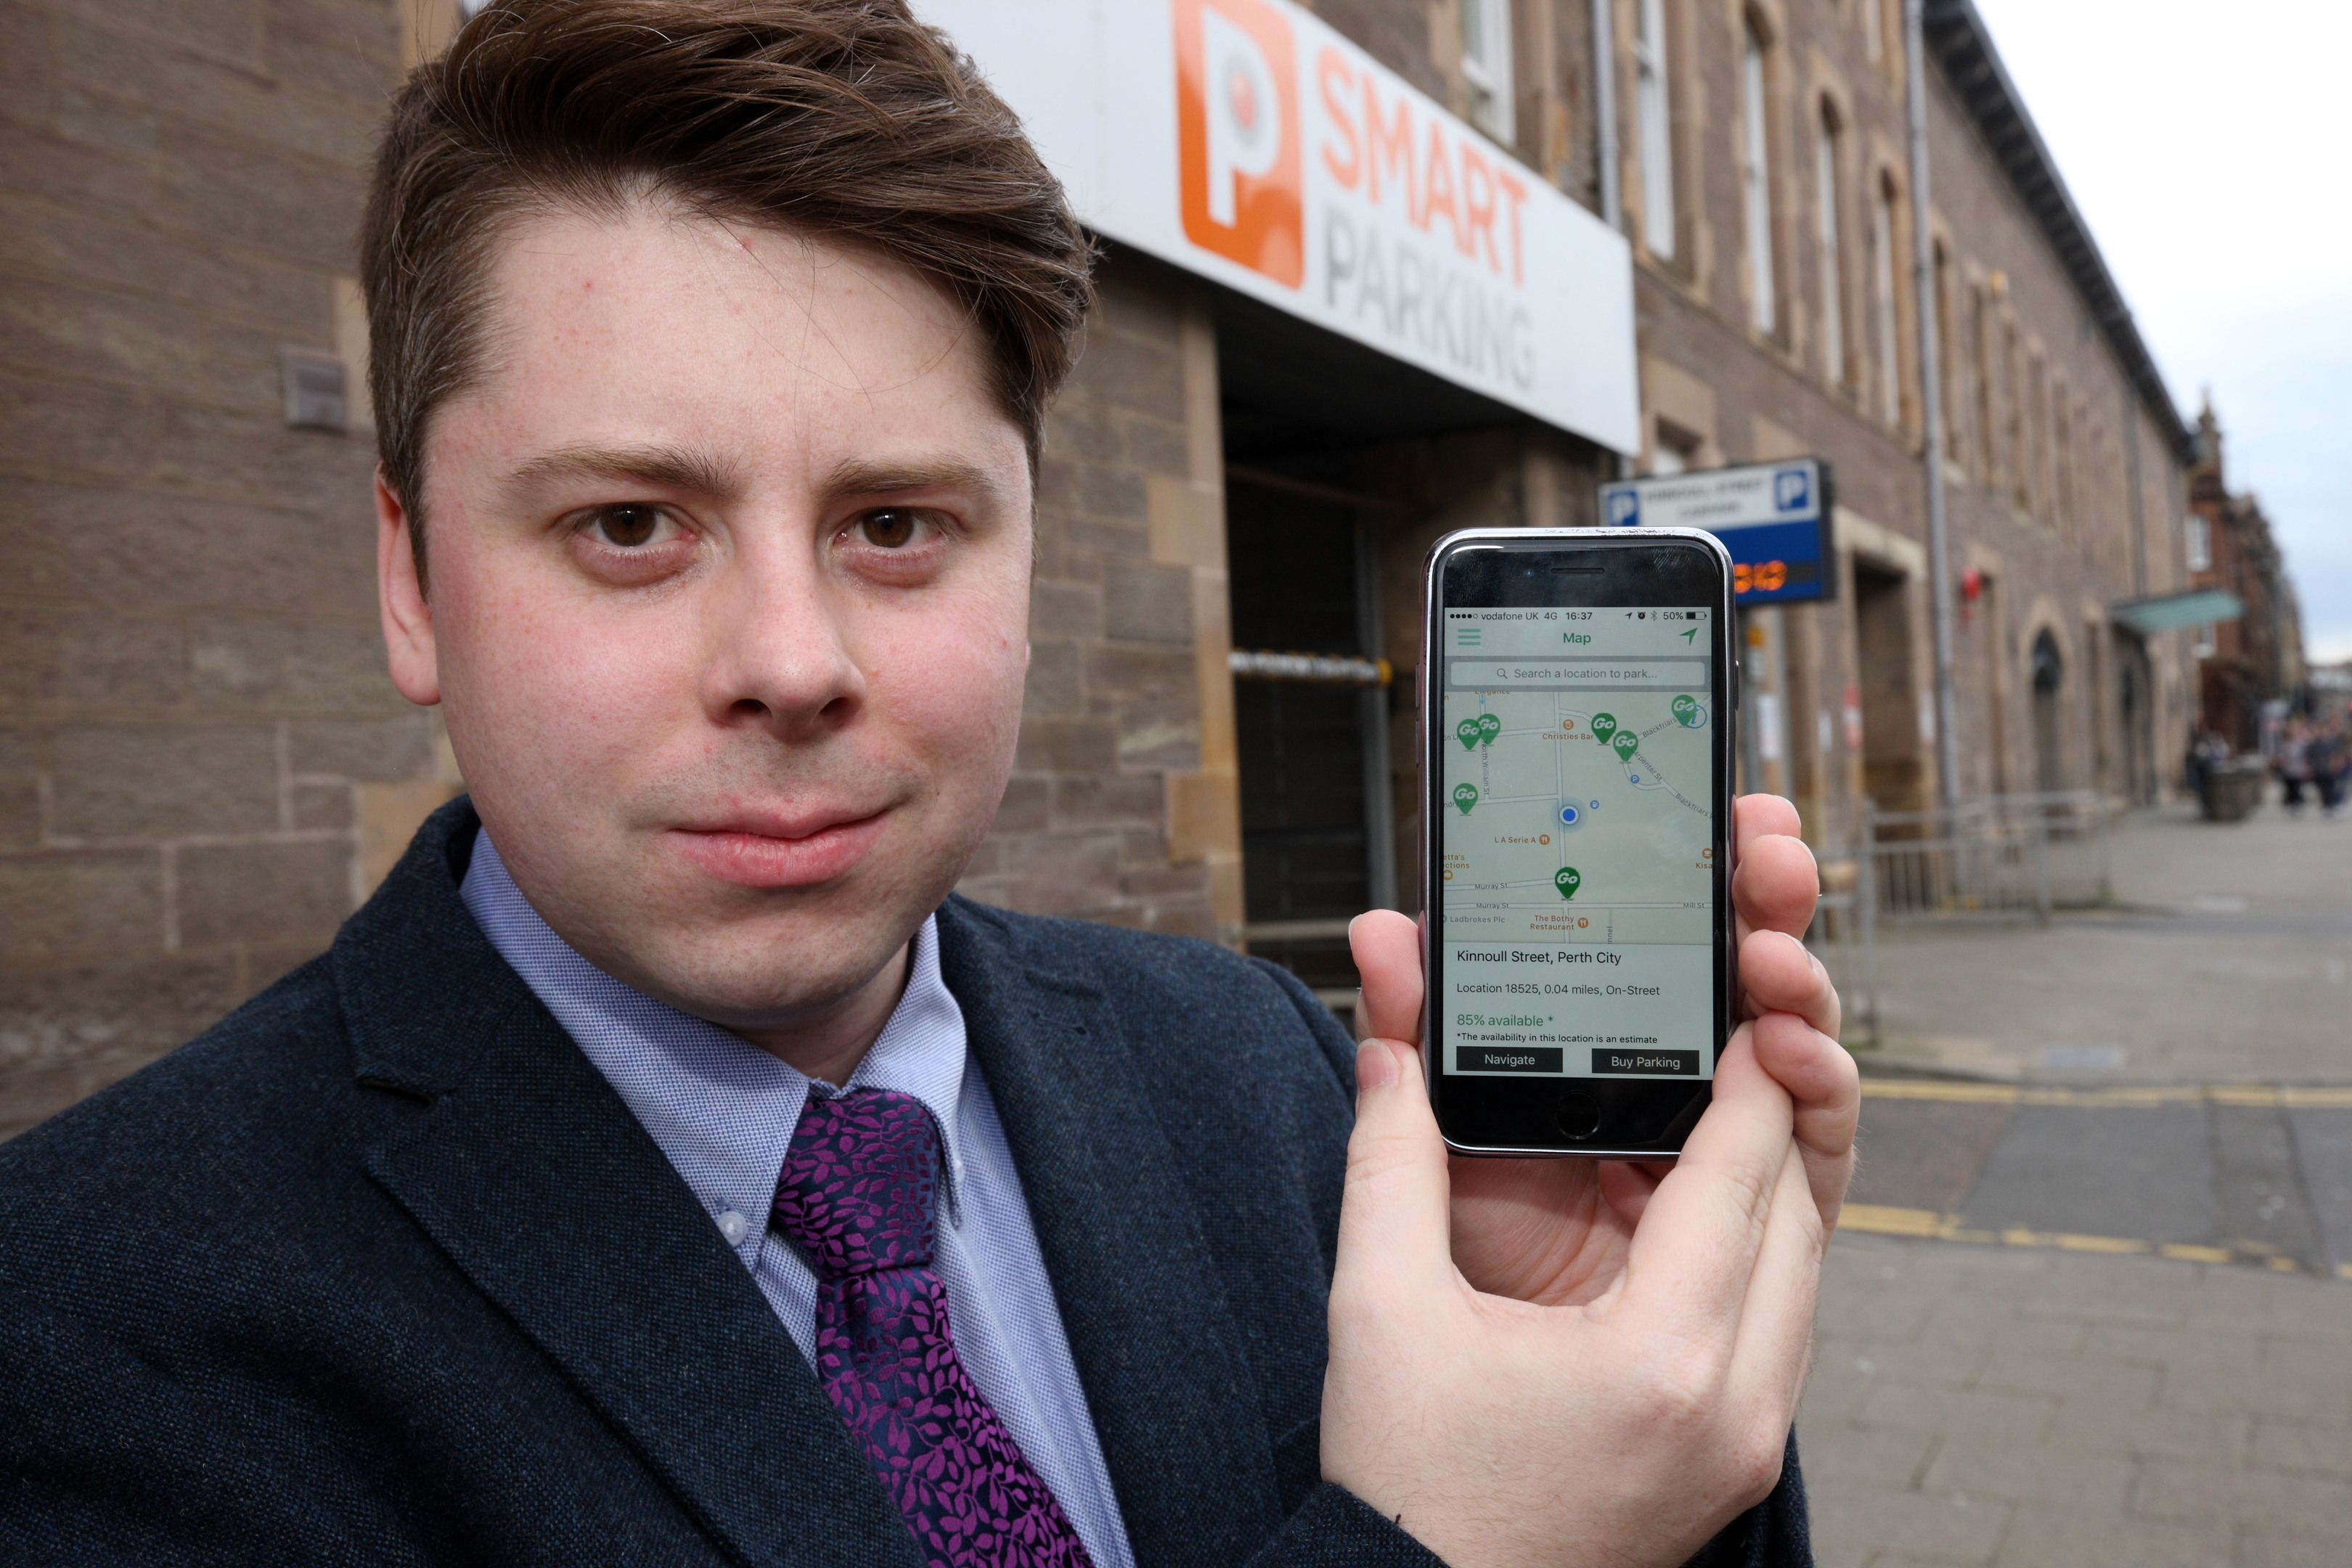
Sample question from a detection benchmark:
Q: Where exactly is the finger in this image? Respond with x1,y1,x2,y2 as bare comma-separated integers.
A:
1739,927,1840,1039
1334,1040,1455,1295
1349,910,1424,1048
1724,1138,1829,1435
1617,1028,1796,1334
1594,1159,1670,1228
1750,1010,1860,1231
1731,830,1819,941
1734,792,1802,849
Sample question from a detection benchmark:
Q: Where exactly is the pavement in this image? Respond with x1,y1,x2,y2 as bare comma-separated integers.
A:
1837,801,2350,1085
1802,1234,2352,1568
1801,796,2352,1564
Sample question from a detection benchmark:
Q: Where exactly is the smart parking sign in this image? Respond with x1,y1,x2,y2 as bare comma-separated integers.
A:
1598,457,1835,605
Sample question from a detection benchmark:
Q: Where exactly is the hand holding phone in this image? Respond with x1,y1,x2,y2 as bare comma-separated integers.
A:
1319,796,1858,1568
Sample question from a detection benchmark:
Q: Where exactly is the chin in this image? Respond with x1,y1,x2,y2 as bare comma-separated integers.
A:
594,858,945,1027
658,939,902,1027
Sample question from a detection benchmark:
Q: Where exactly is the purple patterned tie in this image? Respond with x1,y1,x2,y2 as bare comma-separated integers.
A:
772,1089,1095,1568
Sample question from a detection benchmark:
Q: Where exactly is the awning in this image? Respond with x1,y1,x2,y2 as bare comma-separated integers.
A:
2109,587,2245,636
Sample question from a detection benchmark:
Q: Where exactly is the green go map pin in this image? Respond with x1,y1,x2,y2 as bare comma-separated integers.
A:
1476,713,1502,747
1590,712,1618,745
1612,730,1641,762
1554,866,1580,899
1455,717,1482,751
1671,694,1699,727
1453,782,1479,814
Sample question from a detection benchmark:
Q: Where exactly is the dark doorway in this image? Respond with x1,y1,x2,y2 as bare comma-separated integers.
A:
2031,629,2066,793
1225,475,1394,995
1854,563,1926,810
2117,631,2152,804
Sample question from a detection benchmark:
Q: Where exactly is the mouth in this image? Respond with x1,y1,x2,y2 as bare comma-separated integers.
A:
664,807,891,889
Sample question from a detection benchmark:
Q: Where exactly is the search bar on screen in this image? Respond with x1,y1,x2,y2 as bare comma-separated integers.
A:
1445,658,1710,691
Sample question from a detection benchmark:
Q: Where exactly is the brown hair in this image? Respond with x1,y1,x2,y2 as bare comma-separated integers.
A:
360,0,1094,575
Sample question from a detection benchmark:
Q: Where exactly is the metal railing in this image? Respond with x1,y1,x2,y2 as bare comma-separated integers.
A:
1809,790,2115,1048
1861,790,2113,923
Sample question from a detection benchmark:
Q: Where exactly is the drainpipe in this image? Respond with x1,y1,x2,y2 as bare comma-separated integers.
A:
1591,0,1622,234
1592,0,1633,482
1903,0,1960,811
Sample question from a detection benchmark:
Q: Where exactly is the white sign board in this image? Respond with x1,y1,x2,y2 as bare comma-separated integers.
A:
1600,459,1833,603
916,0,1640,453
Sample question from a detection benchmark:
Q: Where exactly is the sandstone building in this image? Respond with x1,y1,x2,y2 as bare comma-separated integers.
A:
2186,401,2303,751
1,0,2200,1135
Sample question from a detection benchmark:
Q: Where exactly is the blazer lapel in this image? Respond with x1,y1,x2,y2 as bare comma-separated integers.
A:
937,900,1284,1568
336,802,919,1568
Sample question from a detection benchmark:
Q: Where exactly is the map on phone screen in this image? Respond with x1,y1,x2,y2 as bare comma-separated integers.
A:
1438,608,1718,1081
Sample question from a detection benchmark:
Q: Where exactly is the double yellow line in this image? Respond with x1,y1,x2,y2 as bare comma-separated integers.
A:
1846,1077,2352,1278
1837,1203,2346,1276
1858,1078,2352,1109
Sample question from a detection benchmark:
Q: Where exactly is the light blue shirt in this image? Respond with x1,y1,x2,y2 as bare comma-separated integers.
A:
460,834,1135,1568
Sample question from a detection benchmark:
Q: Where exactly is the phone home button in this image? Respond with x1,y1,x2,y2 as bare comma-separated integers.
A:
1553,1090,1602,1142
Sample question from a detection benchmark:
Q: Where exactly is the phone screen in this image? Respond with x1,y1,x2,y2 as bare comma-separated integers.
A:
1426,534,1734,1154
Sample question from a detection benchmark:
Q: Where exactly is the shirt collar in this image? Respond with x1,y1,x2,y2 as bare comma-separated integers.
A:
457,830,972,1257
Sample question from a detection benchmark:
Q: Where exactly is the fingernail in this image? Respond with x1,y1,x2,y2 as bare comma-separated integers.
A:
1355,1039,1397,1093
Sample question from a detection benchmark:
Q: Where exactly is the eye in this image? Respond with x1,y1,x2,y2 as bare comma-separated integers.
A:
856,508,924,550
583,504,671,548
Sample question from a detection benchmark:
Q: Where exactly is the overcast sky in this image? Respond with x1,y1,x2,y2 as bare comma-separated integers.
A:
1967,0,2352,663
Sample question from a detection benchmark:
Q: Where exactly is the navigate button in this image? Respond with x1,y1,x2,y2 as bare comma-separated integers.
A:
1457,1045,1564,1074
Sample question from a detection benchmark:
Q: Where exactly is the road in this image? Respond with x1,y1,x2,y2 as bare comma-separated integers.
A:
1802,799,2352,1565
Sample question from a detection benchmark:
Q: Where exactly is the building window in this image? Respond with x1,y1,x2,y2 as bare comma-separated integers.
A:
1635,0,1676,260
2006,326,2026,508
1871,173,1902,426
1649,421,1699,475
2028,356,2049,518
1972,285,1996,483
1816,103,1845,385
1739,18,1777,335
2185,513,2213,572
1459,0,1514,144
2054,391,2073,536
1932,240,1956,454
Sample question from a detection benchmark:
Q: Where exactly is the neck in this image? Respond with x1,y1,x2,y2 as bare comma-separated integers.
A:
732,940,912,1087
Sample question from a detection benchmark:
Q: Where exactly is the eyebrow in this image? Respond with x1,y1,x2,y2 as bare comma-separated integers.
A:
502,443,747,502
817,455,1009,511
498,446,1009,513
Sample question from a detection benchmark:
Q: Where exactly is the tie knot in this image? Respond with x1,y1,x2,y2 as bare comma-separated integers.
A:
771,1089,939,1276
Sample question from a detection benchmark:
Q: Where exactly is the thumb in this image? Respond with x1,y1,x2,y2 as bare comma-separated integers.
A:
1335,1039,1455,1293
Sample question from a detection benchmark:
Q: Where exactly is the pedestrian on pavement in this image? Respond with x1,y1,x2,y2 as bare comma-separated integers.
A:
2311,719,2348,818
2275,716,2315,816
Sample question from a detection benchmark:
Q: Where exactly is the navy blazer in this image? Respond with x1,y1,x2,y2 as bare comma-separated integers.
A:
0,801,1807,1565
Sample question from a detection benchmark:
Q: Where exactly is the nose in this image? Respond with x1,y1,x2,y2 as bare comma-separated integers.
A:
695,532,865,740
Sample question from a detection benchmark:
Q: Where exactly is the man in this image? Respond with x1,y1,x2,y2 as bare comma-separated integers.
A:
0,3,1857,1564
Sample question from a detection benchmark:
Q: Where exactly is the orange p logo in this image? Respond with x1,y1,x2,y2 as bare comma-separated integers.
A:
1175,0,1302,286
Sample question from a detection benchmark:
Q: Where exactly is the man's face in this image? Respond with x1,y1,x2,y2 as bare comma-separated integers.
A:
380,203,1031,1035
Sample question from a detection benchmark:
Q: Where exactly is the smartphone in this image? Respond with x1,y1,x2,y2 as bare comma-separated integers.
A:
1419,528,1739,1159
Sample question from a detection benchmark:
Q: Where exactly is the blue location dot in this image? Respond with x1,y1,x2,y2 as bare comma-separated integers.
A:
1559,804,1580,828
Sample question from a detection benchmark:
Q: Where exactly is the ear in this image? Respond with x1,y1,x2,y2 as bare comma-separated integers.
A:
377,468,441,706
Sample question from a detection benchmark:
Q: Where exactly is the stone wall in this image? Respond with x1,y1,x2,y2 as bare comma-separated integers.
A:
0,0,449,1140
955,250,1241,946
